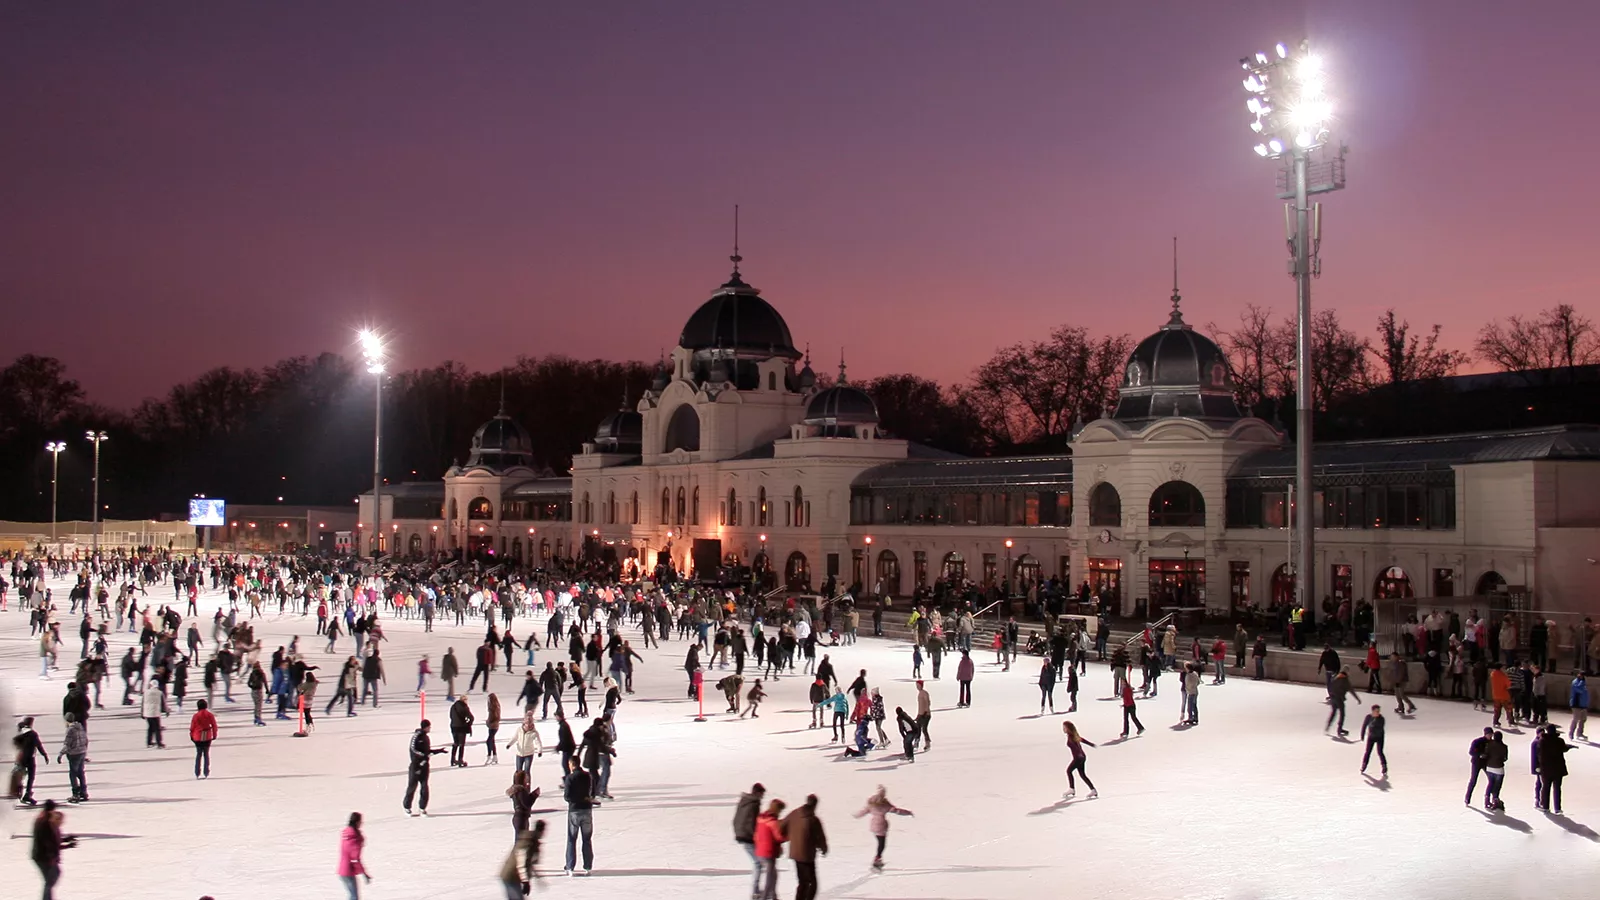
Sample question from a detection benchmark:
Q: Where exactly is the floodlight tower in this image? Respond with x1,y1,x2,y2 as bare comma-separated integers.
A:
359,329,388,559
1240,40,1346,620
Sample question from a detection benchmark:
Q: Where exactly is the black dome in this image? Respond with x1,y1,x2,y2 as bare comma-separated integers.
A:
593,409,643,452
678,273,801,360
1112,299,1241,421
805,385,879,426
466,413,535,469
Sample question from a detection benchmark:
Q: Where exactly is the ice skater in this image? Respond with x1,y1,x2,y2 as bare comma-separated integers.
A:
1325,668,1359,737
1062,721,1097,799
1358,705,1387,776
1038,658,1056,714
853,785,912,870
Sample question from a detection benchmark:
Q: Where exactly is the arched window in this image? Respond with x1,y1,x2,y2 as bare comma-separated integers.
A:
660,489,671,525
408,533,423,557
875,550,901,597
605,491,616,525
468,497,494,520
785,551,811,590
1374,566,1413,599
1089,483,1121,527
630,491,640,525
793,487,805,527
1014,554,1041,588
539,538,550,564
581,492,591,524
1270,563,1295,607
428,532,437,554
676,487,687,526
691,486,700,525
511,537,522,561
664,405,701,453
767,372,777,391
727,488,740,526
1148,481,1205,528
1475,571,1508,595
758,487,768,527
941,551,966,582
448,498,458,521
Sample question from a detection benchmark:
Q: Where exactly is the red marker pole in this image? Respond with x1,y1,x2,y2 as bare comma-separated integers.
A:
419,689,426,722
293,693,308,738
694,678,705,723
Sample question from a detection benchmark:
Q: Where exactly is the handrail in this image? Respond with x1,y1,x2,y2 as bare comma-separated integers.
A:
973,600,1003,620
1121,612,1175,648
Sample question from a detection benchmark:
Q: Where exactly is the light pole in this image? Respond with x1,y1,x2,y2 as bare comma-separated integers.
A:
358,329,387,560
85,431,108,556
1004,538,1014,602
45,441,65,548
1240,40,1346,620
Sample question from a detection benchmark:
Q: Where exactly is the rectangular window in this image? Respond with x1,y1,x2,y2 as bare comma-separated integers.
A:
1330,564,1353,601
913,550,928,588
982,553,998,587
1024,494,1040,526
1433,568,1455,597
1059,555,1070,579
1058,492,1073,526
1427,486,1456,530
1008,494,1025,527
1262,489,1287,528
803,501,811,528
1229,561,1250,611
851,549,865,590
719,502,727,527
785,500,793,528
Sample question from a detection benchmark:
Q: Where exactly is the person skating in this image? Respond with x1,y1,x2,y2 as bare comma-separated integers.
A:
1252,634,1268,680
853,785,911,871
1119,679,1145,737
337,812,372,899
554,710,577,775
448,696,474,767
1465,727,1494,805
915,681,932,751
141,674,165,748
507,769,540,837
499,819,544,899
742,679,766,718
1062,721,1097,799
1482,730,1509,811
782,793,828,900
561,757,596,876
1389,653,1418,715
1489,664,1513,726
825,688,849,742
1038,658,1056,714
1325,668,1360,737
754,798,787,900
403,720,447,816
485,693,503,765
869,688,888,745
32,799,76,900
1537,724,1569,813
516,669,541,712
247,661,269,726
506,709,543,775
441,648,459,702
808,677,827,729
955,650,974,707
11,718,49,806
469,639,496,694
1358,705,1387,777
1569,671,1589,741
895,707,920,762
734,782,766,897
189,699,218,779
56,713,88,803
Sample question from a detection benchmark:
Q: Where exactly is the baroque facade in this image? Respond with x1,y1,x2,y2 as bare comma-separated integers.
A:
362,260,1600,619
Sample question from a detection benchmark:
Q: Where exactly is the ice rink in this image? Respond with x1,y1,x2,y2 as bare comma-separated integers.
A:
4,574,1599,900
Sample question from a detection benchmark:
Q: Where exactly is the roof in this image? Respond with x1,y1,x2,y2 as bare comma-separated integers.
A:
678,274,801,359
1229,425,1600,480
853,454,1072,491
504,478,575,498
360,482,444,500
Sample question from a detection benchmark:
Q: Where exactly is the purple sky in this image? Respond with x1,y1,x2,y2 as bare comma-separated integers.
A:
3,2,1597,408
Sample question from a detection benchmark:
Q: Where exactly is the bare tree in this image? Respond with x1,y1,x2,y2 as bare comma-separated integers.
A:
1370,309,1469,384
1210,304,1285,413
1476,303,1599,372
964,326,1130,449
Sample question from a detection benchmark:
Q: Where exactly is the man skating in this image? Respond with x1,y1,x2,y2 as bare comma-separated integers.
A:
1325,668,1360,737
404,719,447,816
1359,705,1387,777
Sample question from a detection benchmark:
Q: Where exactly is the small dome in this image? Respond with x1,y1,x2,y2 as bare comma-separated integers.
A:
1112,296,1241,422
649,366,670,393
593,409,642,453
797,362,816,390
466,413,535,469
805,384,879,426
678,273,801,360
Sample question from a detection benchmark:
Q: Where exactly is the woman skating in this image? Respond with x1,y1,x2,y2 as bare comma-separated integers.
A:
754,798,787,900
1063,721,1097,799
1038,658,1056,714
507,769,540,836
853,785,912,870
337,812,372,900
485,693,502,765
506,709,543,774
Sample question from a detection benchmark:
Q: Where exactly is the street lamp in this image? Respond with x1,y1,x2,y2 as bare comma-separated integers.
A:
45,441,65,547
85,431,108,556
1240,39,1346,618
1004,538,1014,596
358,328,387,559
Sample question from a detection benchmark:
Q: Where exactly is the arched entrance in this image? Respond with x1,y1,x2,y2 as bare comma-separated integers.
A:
1271,563,1295,607
408,533,423,557
785,551,811,590
1013,553,1041,588
1148,481,1205,528
1089,483,1122,527
540,539,550,565
1476,571,1508,595
875,550,901,597
941,551,966,582
1374,566,1414,599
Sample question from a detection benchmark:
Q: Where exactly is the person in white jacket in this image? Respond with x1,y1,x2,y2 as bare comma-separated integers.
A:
853,785,912,871
505,709,543,775
141,675,166,748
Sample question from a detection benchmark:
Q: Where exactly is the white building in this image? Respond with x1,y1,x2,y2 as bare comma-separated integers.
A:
366,260,1600,623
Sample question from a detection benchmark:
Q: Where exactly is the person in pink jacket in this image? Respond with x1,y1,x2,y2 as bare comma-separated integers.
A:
337,812,372,899
853,785,912,870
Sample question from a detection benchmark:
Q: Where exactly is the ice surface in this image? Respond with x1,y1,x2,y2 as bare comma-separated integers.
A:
3,574,1599,900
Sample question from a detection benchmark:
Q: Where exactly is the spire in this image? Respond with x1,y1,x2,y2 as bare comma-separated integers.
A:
619,384,630,411
497,373,507,416
1166,236,1186,328
837,348,848,385
729,204,742,277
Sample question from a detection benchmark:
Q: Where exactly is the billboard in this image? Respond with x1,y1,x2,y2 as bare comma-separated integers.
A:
188,498,227,527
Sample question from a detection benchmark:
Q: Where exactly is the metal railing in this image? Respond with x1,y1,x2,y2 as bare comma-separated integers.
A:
1122,612,1175,648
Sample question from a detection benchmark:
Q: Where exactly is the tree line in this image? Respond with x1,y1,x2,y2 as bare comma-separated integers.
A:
0,302,1592,520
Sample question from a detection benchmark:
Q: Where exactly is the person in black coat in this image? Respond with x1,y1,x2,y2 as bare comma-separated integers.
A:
32,799,75,898
404,719,447,816
517,670,542,711
539,663,564,720
449,698,475,768
11,718,49,805
1537,725,1570,813
554,711,577,775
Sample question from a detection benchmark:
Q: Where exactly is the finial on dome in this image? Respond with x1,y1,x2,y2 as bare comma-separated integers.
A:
497,373,507,416
838,349,848,385
729,204,742,277
1166,236,1185,328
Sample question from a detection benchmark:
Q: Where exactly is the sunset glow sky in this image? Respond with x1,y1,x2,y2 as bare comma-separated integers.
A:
3,1,1596,408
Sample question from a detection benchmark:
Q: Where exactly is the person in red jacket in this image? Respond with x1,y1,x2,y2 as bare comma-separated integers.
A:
1209,639,1228,684
754,798,787,900
189,699,219,779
